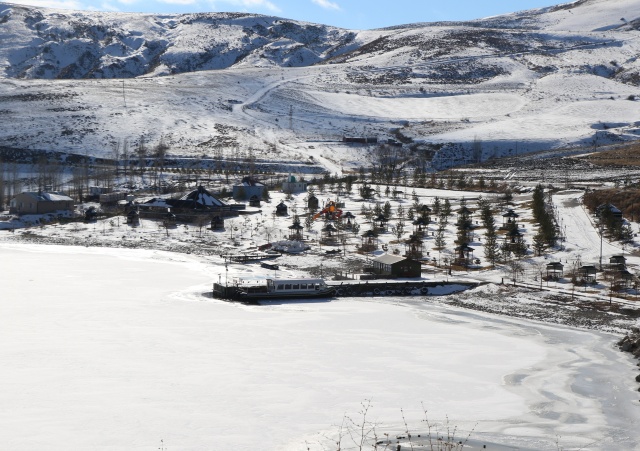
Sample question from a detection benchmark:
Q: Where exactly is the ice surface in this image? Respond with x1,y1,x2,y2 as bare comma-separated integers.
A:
1,243,639,450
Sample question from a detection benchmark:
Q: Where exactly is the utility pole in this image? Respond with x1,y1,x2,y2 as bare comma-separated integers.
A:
599,222,603,270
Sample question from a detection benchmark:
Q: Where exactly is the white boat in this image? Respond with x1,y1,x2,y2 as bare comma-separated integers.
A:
214,277,334,300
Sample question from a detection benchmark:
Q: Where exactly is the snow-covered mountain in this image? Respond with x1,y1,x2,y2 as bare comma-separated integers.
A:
0,5,365,78
1,0,640,171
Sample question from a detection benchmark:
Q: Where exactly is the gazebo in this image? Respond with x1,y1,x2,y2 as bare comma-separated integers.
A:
454,243,474,267
613,269,635,290
502,209,519,226
609,255,627,270
419,205,432,222
321,223,339,245
413,216,430,236
288,219,304,241
578,265,598,283
545,262,564,280
360,229,378,252
374,214,389,232
404,234,424,260
343,211,356,229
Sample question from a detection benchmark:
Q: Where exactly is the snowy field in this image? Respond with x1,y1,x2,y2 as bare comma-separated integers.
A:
1,243,639,450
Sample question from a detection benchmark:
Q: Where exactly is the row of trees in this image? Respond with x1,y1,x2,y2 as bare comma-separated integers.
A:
531,184,558,255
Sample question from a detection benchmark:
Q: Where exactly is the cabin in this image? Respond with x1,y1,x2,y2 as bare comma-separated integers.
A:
546,262,564,280
211,216,225,230
249,195,261,208
9,191,74,215
307,194,320,211
372,254,421,278
233,177,265,201
275,201,288,217
282,174,307,194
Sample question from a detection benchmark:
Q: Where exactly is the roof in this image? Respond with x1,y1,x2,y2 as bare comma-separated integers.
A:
373,254,412,265
20,191,73,202
546,262,564,269
579,265,598,273
180,186,226,207
235,176,264,187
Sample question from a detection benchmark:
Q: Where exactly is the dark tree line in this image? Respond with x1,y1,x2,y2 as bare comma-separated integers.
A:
531,184,557,248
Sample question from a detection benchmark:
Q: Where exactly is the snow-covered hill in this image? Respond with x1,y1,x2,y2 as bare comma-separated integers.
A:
1,0,640,171
0,4,367,78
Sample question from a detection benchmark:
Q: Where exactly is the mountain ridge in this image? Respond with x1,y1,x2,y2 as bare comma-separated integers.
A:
1,0,640,172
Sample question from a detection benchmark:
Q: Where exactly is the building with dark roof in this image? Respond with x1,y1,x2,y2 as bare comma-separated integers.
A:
372,254,421,278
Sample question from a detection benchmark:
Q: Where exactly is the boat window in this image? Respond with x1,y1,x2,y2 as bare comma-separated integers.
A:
293,284,300,290
315,284,320,290
285,284,292,290
277,284,284,290
300,284,307,289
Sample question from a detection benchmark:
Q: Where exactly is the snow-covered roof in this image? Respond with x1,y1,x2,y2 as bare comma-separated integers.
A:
20,192,73,202
180,186,226,207
373,254,410,265
235,177,264,187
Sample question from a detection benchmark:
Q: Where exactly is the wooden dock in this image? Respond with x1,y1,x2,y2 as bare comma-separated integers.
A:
212,280,481,301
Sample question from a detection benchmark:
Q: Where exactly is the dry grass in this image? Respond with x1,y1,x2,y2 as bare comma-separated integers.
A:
581,142,640,167
583,188,640,219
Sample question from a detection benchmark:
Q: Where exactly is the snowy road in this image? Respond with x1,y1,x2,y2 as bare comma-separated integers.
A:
553,190,624,267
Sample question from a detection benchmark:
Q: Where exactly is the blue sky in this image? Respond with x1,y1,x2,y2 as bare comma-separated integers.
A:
8,0,564,29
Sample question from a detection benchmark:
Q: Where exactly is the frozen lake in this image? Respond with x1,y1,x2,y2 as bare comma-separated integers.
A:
1,244,639,450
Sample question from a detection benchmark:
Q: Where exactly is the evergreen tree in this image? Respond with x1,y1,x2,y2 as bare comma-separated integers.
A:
532,229,546,256
442,198,452,217
383,201,392,219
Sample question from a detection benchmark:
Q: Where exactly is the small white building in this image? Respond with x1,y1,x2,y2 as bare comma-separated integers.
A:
282,175,307,194
233,177,265,201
